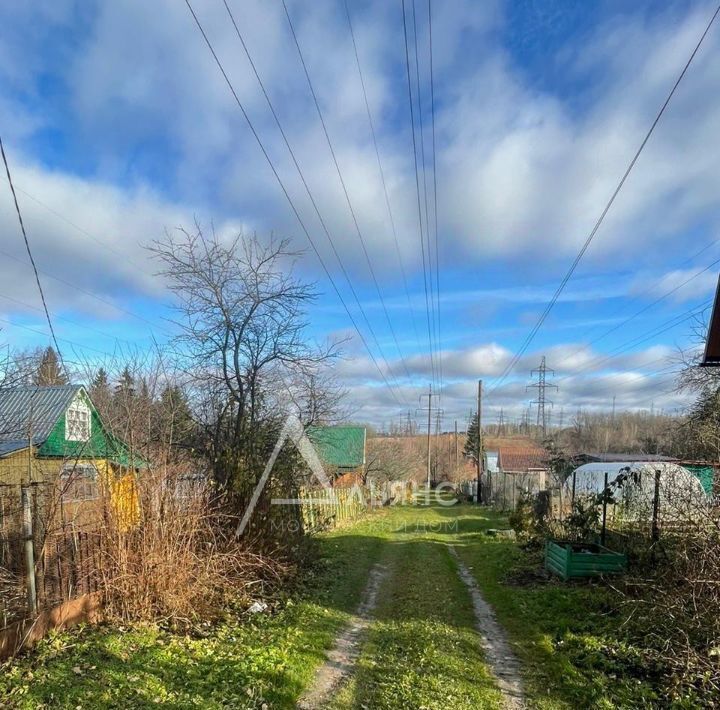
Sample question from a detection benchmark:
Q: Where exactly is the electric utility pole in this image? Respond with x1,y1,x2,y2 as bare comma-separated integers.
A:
527,356,557,437
454,420,459,473
476,379,483,504
417,386,442,490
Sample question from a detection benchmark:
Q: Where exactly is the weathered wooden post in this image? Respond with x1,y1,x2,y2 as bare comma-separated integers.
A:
600,471,609,546
21,485,37,615
651,469,661,542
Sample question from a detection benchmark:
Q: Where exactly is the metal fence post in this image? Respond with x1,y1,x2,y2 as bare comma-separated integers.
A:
601,471,608,546
571,470,577,507
558,477,564,522
652,469,661,542
21,485,37,615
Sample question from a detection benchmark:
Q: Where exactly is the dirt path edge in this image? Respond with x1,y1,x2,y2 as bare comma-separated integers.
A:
296,562,389,709
449,545,526,710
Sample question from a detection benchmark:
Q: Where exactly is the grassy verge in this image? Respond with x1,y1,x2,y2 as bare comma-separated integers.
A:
448,505,664,709
2,502,691,709
0,517,387,709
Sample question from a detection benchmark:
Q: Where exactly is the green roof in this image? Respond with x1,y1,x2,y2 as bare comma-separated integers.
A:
307,426,366,470
0,385,146,467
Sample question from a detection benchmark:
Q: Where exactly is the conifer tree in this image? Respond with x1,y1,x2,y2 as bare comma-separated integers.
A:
34,346,67,386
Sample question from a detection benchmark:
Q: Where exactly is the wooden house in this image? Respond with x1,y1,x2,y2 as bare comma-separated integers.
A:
0,385,141,528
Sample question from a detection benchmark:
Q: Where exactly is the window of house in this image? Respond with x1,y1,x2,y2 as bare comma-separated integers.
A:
60,463,99,502
65,400,91,441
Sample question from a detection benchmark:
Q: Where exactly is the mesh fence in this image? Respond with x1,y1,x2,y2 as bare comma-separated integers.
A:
0,482,103,632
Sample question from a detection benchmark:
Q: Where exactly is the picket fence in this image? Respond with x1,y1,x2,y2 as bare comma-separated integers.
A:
298,480,413,531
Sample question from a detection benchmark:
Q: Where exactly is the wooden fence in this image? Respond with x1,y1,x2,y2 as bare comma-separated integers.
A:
459,471,550,510
0,478,413,655
298,480,413,531
299,487,365,530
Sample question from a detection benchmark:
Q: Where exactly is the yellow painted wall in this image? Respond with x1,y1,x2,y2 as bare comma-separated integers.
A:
0,449,139,531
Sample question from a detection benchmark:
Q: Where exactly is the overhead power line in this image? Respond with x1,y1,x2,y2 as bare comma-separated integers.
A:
280,0,413,382
488,2,720,396
579,256,720,351
553,299,712,384
0,136,70,382
343,0,421,348
402,0,437,388
410,0,439,388
220,0,408,402
427,0,443,401
184,0,406,406
549,249,720,376
0,244,174,336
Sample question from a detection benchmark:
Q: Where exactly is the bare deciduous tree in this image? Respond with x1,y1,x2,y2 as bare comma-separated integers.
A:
148,225,339,493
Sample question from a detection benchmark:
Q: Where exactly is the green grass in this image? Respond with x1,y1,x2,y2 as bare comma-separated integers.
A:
447,505,663,709
0,517,387,709
332,508,503,709
0,502,694,709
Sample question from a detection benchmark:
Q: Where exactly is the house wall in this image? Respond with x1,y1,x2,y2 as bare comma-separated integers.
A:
0,449,139,531
0,447,114,485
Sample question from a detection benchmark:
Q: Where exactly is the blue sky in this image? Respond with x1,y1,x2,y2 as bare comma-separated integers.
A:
0,0,718,426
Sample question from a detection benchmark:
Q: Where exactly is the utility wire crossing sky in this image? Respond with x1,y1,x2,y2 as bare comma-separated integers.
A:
0,0,719,424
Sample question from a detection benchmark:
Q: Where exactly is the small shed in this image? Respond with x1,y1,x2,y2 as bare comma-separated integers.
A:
498,447,549,490
306,426,366,479
498,448,549,475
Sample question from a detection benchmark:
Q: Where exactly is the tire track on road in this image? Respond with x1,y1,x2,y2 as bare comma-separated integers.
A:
297,561,389,710
449,545,525,709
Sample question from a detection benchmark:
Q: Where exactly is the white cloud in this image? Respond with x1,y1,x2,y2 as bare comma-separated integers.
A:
0,0,715,420
630,267,719,303
1,1,718,277
0,154,248,321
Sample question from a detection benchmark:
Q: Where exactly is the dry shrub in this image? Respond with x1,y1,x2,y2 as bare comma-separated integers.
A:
94,466,289,625
0,566,24,628
618,511,720,703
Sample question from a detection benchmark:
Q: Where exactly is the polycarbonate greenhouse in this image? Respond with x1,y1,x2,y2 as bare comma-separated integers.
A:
564,462,709,524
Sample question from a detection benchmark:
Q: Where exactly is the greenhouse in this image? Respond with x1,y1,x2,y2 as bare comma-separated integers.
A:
564,461,709,523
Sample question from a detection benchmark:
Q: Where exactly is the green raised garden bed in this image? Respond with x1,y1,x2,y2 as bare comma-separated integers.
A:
545,540,627,580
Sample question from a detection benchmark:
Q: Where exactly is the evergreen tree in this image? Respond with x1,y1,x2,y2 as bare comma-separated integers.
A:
90,367,110,393
115,366,135,397
463,412,483,463
89,367,112,417
33,346,67,386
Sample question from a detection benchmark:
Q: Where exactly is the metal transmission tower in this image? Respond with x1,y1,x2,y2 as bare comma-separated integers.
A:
527,356,558,437
405,410,414,436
